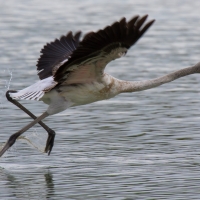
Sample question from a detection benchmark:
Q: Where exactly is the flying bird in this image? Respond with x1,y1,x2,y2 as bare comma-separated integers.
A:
1,15,200,157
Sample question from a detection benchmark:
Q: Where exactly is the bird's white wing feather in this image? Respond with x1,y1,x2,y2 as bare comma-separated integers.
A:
10,76,57,101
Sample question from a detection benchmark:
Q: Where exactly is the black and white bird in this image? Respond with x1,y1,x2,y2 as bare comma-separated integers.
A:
1,15,200,157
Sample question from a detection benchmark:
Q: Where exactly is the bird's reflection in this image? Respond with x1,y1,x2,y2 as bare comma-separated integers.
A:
0,168,55,199
44,171,55,198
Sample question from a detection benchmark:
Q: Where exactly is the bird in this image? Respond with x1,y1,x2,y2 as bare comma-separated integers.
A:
1,14,200,157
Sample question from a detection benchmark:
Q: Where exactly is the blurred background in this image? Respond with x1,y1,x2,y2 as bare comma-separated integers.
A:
0,0,200,199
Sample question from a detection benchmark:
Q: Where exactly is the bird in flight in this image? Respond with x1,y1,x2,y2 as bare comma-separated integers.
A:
1,15,200,157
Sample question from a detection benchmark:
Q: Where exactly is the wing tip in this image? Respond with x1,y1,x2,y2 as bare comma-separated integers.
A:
37,31,82,80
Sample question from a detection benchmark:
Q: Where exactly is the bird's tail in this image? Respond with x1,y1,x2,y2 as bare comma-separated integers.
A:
8,76,57,101
8,86,44,101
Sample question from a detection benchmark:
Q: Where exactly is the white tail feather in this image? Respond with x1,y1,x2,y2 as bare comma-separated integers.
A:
10,76,57,101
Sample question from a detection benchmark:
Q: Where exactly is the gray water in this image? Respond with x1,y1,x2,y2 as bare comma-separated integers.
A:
0,0,200,199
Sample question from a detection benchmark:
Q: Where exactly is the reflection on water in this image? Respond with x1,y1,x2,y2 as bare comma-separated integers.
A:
1,0,200,199
45,171,55,198
0,168,55,199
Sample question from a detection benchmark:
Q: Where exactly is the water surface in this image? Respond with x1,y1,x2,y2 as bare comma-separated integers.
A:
1,0,200,199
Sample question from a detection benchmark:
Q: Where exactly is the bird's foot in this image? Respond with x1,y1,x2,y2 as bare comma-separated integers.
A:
44,129,55,156
0,134,17,157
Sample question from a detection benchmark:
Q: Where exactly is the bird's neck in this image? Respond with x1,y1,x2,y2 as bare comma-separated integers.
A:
114,63,200,94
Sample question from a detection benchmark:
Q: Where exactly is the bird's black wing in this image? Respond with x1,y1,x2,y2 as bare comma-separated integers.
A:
37,31,81,80
54,15,155,84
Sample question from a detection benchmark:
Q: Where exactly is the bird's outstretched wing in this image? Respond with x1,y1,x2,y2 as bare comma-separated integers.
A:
12,15,154,101
37,31,81,80
54,15,155,85
13,31,82,101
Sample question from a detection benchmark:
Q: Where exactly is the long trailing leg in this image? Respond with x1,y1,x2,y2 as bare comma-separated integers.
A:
5,90,55,155
0,112,49,157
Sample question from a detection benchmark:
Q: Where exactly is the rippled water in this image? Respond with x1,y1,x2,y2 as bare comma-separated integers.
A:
1,0,200,199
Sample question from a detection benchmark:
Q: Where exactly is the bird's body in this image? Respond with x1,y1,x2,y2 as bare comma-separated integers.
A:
10,65,122,114
41,73,119,114
1,14,200,157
